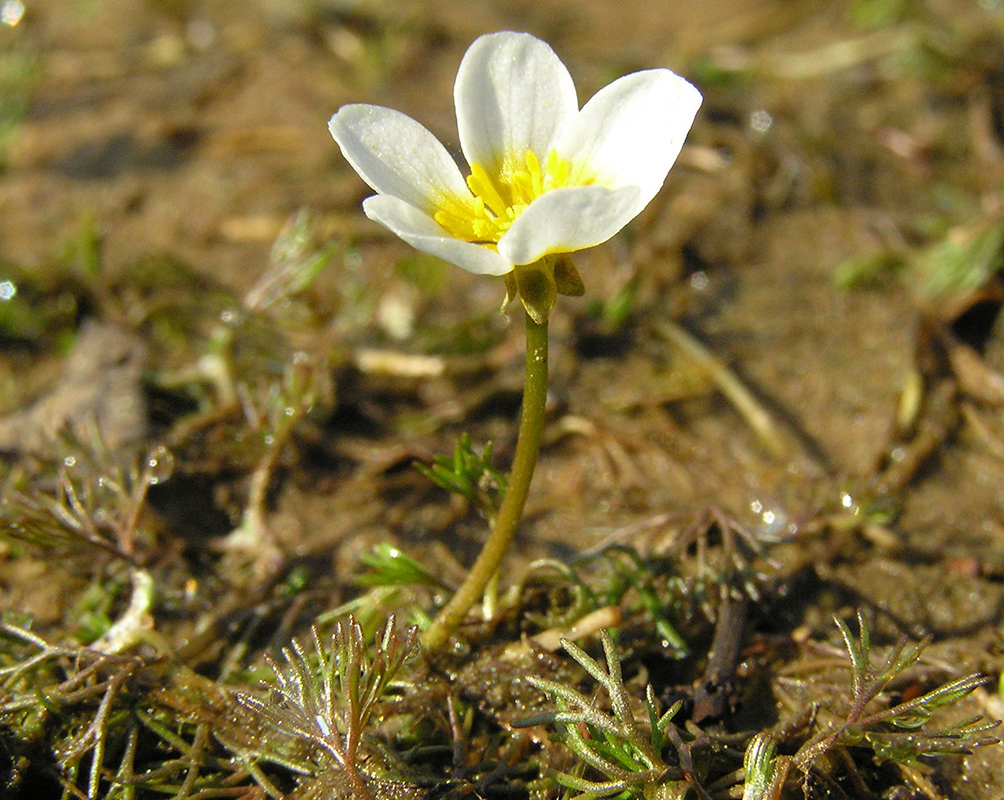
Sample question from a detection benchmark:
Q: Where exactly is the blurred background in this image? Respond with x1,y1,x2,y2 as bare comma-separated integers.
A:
1,0,999,292
3,0,1004,594
4,0,1004,601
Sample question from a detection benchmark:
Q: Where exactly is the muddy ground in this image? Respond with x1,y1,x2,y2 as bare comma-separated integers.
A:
2,0,1004,798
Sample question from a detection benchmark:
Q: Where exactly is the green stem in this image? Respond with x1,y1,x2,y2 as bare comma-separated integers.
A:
423,311,549,651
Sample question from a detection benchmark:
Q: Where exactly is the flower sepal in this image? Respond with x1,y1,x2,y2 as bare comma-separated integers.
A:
504,254,585,323
552,253,585,297
514,262,557,324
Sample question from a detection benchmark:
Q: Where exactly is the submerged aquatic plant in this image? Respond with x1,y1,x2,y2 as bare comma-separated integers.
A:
742,612,999,800
798,612,998,767
516,615,999,800
1,440,171,563
515,630,706,799
236,616,417,799
414,433,508,523
329,31,701,649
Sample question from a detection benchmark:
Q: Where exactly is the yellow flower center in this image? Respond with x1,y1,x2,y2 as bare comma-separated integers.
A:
434,149,594,246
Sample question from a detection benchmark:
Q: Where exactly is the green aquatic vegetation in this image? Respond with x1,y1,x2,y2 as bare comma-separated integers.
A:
235,616,418,799
835,220,1004,305
0,616,418,799
244,210,336,316
914,221,1004,304
797,612,998,767
0,441,171,563
0,254,97,345
0,442,170,656
357,542,449,591
0,45,36,171
515,630,706,800
739,732,785,800
744,612,999,800
352,533,700,657
0,623,122,799
0,621,203,800
517,615,998,800
0,567,996,798
551,545,691,656
832,250,904,290
143,212,337,567
414,433,507,523
218,352,323,560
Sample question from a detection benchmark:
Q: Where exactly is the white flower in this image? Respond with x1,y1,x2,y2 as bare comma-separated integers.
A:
328,31,701,280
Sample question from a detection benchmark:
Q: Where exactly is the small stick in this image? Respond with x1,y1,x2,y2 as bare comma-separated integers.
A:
655,320,788,459
692,591,750,724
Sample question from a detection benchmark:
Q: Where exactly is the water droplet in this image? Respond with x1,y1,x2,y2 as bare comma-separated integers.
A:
748,496,792,541
145,446,174,485
750,109,773,134
1,0,25,27
63,455,76,467
0,280,16,300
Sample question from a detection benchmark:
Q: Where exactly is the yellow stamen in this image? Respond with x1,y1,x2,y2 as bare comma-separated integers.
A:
433,148,595,245
467,163,509,219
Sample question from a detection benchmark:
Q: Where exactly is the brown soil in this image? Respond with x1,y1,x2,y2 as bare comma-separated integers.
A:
2,1,1004,797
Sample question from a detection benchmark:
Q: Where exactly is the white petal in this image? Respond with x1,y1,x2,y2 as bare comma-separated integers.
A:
329,104,471,213
455,32,578,175
497,185,641,266
557,69,702,216
363,195,512,276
